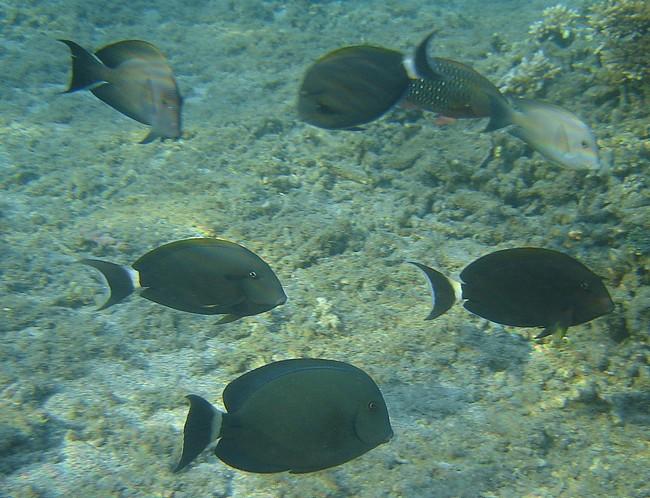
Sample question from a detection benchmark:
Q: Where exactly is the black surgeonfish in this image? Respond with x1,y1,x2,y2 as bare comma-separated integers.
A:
81,238,286,323
410,247,614,339
59,39,182,143
298,45,410,130
174,358,393,473
403,31,512,131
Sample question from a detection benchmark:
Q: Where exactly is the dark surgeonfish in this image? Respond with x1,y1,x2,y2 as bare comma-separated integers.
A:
402,31,512,131
298,45,410,130
410,247,614,339
81,238,286,323
174,358,392,473
59,39,182,143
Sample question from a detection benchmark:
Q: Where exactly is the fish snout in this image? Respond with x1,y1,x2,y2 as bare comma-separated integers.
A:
276,291,288,306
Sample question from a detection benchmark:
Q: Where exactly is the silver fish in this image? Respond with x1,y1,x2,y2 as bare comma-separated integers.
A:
507,98,600,169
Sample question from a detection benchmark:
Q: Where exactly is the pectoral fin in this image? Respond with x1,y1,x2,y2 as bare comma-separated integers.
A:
555,124,570,153
139,129,159,144
216,314,243,325
534,323,568,340
535,309,572,339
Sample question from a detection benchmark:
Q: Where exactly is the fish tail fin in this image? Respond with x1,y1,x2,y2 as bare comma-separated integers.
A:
408,261,459,320
79,258,135,309
174,395,224,472
483,95,514,132
58,39,106,92
411,30,441,80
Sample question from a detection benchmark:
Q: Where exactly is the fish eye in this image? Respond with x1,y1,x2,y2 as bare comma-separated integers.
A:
368,401,377,411
579,281,590,290
248,271,258,279
581,140,589,149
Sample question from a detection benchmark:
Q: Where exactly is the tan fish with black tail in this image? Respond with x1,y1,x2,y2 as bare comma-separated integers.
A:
403,31,512,132
59,39,182,143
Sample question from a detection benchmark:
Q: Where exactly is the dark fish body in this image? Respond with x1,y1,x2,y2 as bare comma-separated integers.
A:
81,238,286,323
411,247,614,338
175,358,392,473
298,45,410,130
59,39,182,143
404,32,512,131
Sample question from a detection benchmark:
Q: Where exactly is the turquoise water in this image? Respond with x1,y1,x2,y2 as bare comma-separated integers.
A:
1,0,648,496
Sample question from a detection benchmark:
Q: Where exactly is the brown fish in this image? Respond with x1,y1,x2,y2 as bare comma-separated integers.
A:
174,358,392,473
59,39,182,143
298,45,410,130
80,238,286,324
411,247,614,339
403,32,512,131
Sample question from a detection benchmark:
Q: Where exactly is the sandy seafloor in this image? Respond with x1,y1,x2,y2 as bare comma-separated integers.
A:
1,0,649,496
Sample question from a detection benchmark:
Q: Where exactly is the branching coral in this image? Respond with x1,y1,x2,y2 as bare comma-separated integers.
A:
498,50,562,96
589,0,650,89
528,4,582,47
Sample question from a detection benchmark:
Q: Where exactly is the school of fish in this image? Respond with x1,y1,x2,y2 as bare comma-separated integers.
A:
60,28,615,475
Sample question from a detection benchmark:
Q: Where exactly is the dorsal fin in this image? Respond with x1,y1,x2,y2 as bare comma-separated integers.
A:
95,40,167,68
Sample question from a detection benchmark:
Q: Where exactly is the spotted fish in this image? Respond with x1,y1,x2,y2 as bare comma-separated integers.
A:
402,31,512,131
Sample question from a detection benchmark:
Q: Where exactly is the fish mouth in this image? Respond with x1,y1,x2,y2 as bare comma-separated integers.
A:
384,428,394,443
276,291,288,306
254,292,287,308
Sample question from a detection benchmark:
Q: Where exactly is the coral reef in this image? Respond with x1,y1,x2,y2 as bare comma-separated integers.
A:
499,49,562,96
528,4,581,47
0,1,649,497
588,0,650,93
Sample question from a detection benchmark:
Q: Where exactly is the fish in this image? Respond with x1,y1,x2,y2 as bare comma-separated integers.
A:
80,238,286,323
174,358,393,473
298,45,410,130
402,31,512,131
410,247,614,339
59,39,182,143
506,98,601,169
